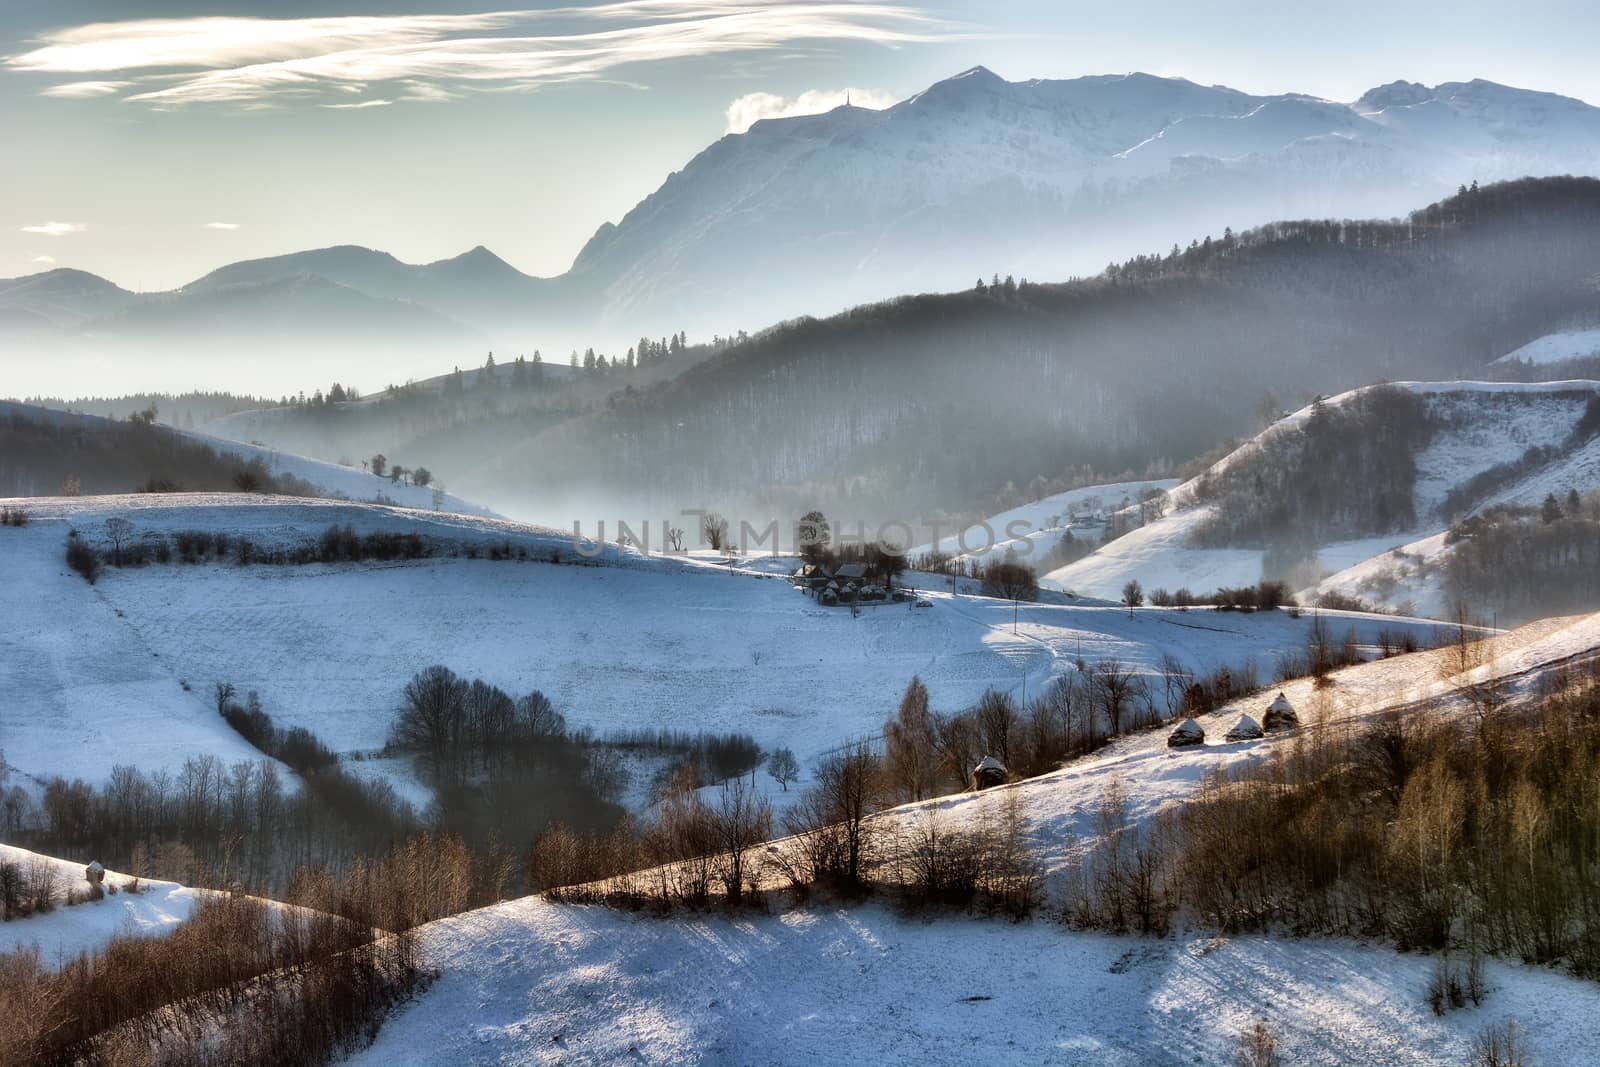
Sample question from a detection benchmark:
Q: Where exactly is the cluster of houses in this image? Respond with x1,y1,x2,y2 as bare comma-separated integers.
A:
1168,691,1300,748
793,561,911,607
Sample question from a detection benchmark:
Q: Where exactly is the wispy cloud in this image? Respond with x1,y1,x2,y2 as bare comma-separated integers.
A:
8,3,963,109
32,254,57,265
21,221,87,237
204,221,240,230
321,98,392,109
725,86,897,132
40,79,131,98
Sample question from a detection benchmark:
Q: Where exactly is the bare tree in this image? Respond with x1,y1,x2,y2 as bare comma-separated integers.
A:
802,743,881,886
104,516,134,566
391,666,469,783
712,776,772,902
932,711,977,791
701,512,729,551
974,689,1020,768
1090,659,1147,738
767,748,800,791
884,676,938,800
1157,652,1193,720
798,509,830,563
1122,579,1144,609
980,556,1038,601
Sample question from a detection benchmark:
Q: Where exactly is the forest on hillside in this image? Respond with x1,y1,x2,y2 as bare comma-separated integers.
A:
473,178,1600,525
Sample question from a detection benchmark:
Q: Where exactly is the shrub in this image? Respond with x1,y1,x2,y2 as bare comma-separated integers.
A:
1234,1022,1283,1067
1428,952,1467,1015
64,531,100,583
1469,1020,1529,1067
979,558,1039,601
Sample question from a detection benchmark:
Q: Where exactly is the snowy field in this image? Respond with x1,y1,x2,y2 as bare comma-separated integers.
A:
343,899,1600,1067
1,495,1452,811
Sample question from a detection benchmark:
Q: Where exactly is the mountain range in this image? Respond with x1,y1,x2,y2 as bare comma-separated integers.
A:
7,67,1600,392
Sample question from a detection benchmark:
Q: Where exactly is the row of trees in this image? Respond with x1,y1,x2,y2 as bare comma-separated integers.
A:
64,521,434,582
535,740,1043,918
878,668,1166,803
364,452,433,488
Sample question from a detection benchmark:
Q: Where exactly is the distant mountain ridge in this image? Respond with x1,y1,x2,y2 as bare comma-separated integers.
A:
7,67,1600,379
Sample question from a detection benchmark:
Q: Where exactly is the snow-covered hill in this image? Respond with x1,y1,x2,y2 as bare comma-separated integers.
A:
1043,381,1600,612
910,479,1178,569
335,613,1600,1067
0,399,491,515
1493,327,1600,366
0,843,201,962
345,898,1600,1067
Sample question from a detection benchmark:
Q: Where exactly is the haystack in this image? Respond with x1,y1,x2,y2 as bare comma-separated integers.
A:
1167,718,1205,748
1263,691,1299,731
1224,714,1264,742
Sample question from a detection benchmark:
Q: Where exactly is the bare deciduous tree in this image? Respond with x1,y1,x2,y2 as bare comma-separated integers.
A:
701,512,729,551
1090,659,1148,738
884,676,938,800
104,516,134,567
767,747,800,791
712,776,772,902
974,689,1019,769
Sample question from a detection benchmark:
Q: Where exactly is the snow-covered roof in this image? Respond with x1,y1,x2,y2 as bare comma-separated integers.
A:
974,755,1006,774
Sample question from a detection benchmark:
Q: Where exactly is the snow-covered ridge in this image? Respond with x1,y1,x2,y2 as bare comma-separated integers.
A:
0,399,493,516
1043,380,1600,605
1492,328,1600,366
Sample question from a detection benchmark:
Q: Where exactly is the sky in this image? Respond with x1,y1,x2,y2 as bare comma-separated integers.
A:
4,0,1600,290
